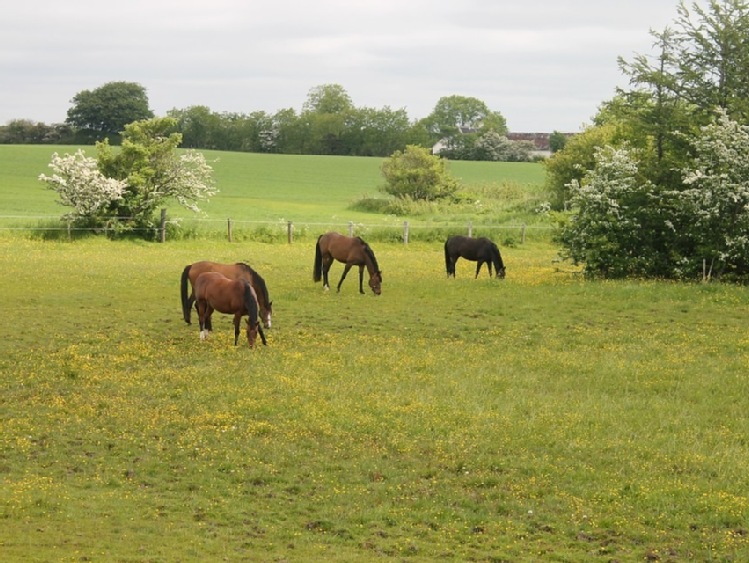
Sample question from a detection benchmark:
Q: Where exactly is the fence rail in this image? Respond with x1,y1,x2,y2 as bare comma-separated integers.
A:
0,211,553,244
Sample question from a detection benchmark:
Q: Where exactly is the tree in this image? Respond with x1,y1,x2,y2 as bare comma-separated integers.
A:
549,131,568,153
66,81,153,143
557,145,670,278
544,124,617,210
380,145,460,201
96,117,216,233
38,150,127,225
677,109,749,278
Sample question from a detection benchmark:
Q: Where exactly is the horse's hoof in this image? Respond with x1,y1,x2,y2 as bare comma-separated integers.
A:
200,330,207,341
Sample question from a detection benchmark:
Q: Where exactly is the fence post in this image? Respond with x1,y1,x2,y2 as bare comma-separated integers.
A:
160,208,167,242
403,221,409,244
348,221,354,237
287,221,294,244
227,218,233,243
67,220,72,241
467,221,473,237
521,223,526,244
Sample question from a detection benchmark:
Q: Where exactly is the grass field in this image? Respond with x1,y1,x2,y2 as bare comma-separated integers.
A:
0,145,548,239
2,148,749,561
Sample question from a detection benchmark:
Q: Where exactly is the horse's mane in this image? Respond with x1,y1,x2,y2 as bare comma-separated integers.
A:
490,243,505,268
236,262,270,303
358,238,381,275
242,281,258,325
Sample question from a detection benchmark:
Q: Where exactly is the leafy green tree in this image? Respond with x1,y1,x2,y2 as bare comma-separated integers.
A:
549,131,568,153
299,84,354,155
544,124,617,209
168,105,222,149
96,117,216,233
422,96,507,159
381,145,460,201
66,81,153,143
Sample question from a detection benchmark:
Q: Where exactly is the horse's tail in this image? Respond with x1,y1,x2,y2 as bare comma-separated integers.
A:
313,235,323,282
444,239,454,276
180,265,192,324
243,281,259,328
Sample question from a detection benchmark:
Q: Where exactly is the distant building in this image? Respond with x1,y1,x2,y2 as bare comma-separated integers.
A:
434,130,576,159
507,132,576,158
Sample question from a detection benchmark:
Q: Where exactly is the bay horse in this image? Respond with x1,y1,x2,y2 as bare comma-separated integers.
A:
313,232,382,294
193,272,267,347
181,261,273,328
444,235,506,279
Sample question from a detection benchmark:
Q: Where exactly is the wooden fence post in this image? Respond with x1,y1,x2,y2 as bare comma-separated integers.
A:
227,218,233,243
160,208,167,242
348,221,354,237
467,221,473,237
287,221,294,244
521,223,526,244
403,221,409,244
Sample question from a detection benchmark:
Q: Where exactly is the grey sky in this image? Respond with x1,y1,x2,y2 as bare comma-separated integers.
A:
1,0,683,133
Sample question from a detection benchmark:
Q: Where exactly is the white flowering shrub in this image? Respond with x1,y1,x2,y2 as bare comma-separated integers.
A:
678,110,749,278
38,150,126,223
558,145,676,277
558,111,749,280
39,118,217,237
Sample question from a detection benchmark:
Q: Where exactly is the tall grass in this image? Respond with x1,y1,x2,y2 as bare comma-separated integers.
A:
2,235,749,561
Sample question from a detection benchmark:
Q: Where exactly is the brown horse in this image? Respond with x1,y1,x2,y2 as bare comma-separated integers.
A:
313,232,382,294
445,235,506,279
181,261,272,328
193,272,267,348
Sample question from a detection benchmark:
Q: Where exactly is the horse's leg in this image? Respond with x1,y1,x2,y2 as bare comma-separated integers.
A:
205,306,214,336
258,325,267,346
198,300,208,340
322,257,333,291
336,264,353,292
358,265,365,294
475,261,483,279
233,314,241,346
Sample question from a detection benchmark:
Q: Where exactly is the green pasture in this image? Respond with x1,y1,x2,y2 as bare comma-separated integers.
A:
0,145,547,238
2,232,749,561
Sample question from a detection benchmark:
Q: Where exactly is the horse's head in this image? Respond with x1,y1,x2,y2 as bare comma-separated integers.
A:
245,318,260,348
261,301,273,329
369,271,382,295
496,266,506,279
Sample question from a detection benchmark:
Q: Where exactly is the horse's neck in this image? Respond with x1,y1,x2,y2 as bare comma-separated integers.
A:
361,251,377,276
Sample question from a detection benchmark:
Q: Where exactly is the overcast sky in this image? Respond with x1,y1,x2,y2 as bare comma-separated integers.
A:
2,0,685,133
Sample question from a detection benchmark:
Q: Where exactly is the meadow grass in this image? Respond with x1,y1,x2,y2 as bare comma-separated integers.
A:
2,233,749,561
0,145,548,238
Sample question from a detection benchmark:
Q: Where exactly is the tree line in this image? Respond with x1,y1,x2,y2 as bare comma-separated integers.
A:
1,83,543,161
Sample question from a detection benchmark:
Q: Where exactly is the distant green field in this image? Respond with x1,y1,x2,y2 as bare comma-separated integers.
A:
0,145,547,236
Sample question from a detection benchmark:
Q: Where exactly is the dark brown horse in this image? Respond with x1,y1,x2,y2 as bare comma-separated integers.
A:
193,272,267,348
313,232,382,294
445,235,506,279
181,261,272,328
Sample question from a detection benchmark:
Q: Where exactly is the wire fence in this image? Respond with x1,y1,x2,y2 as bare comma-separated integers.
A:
0,211,554,244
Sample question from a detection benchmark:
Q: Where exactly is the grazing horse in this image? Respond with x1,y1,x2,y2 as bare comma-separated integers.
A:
313,232,382,294
193,272,267,348
445,235,506,279
181,261,273,328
